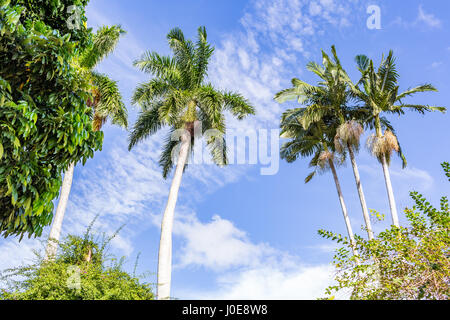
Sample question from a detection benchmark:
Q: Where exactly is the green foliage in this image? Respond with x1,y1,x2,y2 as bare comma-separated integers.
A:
0,1,103,239
0,223,154,300
319,163,450,300
442,162,450,181
10,0,92,47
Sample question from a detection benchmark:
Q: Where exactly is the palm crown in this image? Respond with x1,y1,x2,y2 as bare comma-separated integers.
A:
345,51,445,165
79,25,128,131
128,26,255,178
280,107,340,183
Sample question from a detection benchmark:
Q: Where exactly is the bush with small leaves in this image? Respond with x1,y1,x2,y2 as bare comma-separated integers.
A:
0,222,154,300
319,162,450,300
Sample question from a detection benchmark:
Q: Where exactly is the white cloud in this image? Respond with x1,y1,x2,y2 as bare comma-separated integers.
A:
185,265,336,300
171,212,338,299
391,5,443,30
417,5,442,28
0,238,43,273
173,213,280,271
309,2,322,16
390,166,434,191
430,61,443,69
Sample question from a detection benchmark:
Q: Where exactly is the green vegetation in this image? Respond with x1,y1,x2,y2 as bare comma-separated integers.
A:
320,162,450,300
0,222,154,300
0,0,102,239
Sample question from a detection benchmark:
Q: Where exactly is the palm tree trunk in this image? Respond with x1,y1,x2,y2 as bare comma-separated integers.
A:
328,159,359,260
347,144,374,240
157,131,190,300
374,116,400,227
44,162,75,261
380,154,400,227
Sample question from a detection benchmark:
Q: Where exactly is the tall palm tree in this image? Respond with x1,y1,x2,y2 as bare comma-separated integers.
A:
45,26,128,260
279,110,359,259
344,51,445,227
275,46,375,240
128,26,254,300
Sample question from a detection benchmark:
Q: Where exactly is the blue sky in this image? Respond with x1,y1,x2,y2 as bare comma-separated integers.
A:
1,0,449,299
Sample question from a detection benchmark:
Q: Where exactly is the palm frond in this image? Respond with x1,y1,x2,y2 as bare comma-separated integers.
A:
378,50,399,92
159,130,182,179
167,27,195,88
391,104,446,115
222,91,255,119
132,79,171,107
81,25,126,69
395,84,438,101
355,54,370,73
134,51,181,84
194,26,214,86
128,104,163,150
91,72,128,129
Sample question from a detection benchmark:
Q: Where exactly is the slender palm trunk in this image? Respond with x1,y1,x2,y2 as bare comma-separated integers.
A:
328,159,359,259
157,131,190,300
380,155,399,227
44,162,75,261
347,144,374,240
374,116,400,227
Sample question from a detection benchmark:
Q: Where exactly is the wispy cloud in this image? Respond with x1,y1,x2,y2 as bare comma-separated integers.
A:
417,5,442,28
391,5,443,30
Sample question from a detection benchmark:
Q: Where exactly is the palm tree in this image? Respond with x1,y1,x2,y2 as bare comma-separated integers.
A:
45,26,128,261
279,110,359,259
344,51,445,227
128,26,254,300
275,46,375,240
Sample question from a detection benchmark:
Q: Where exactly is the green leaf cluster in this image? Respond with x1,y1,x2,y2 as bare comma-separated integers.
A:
9,0,92,47
319,163,450,300
0,1,103,239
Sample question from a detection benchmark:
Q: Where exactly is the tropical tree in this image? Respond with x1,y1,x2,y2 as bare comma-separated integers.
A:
0,0,102,239
343,51,445,227
279,109,359,259
44,25,128,260
275,46,375,240
128,26,255,300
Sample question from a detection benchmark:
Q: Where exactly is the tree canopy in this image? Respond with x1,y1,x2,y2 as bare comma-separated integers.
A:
0,0,103,239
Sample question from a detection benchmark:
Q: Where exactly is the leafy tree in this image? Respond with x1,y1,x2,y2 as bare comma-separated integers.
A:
128,26,255,299
44,25,128,261
0,0,103,239
0,223,154,300
343,51,445,227
319,162,450,300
